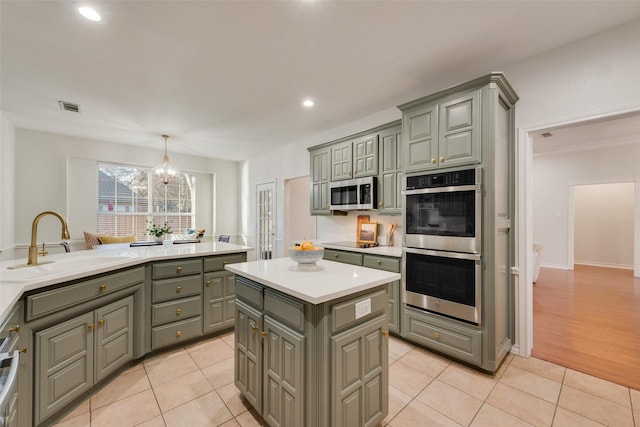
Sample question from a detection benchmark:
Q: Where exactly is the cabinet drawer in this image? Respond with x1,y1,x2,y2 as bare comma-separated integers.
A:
403,307,481,366
152,259,202,279
323,249,363,266
264,290,304,332
331,288,387,332
204,253,247,272
152,296,202,327
236,277,263,309
152,316,202,350
152,274,202,303
27,267,144,320
363,255,400,272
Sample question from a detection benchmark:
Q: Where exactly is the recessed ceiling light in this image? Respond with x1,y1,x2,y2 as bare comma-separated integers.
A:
78,6,101,22
302,99,314,108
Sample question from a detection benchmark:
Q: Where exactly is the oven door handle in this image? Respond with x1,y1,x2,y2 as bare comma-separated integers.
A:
0,350,19,414
403,247,481,261
403,184,480,195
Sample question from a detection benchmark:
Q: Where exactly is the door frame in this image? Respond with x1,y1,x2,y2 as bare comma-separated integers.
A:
256,180,276,260
516,107,640,357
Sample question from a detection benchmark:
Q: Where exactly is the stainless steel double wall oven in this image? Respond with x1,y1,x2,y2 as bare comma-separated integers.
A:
402,167,482,324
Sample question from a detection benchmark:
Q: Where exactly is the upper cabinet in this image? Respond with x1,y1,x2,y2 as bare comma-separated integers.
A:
353,133,379,178
310,146,331,215
401,89,480,173
331,133,379,181
378,124,402,215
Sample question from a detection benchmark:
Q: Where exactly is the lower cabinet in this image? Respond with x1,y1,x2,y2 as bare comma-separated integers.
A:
403,305,481,366
235,276,388,427
326,250,401,334
34,296,133,424
204,271,236,333
331,315,387,427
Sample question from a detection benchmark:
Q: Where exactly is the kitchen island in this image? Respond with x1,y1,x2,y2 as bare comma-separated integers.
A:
225,257,401,427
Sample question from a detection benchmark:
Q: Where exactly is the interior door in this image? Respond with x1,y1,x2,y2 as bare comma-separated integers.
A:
257,182,276,260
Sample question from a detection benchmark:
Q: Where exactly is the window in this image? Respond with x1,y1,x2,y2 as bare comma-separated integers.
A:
97,163,195,240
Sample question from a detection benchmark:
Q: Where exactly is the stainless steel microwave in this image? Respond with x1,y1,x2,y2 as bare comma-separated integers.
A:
329,176,377,211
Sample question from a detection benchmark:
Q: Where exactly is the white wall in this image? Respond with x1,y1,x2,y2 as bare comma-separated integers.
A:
13,129,241,249
533,143,640,269
0,113,16,252
574,183,634,268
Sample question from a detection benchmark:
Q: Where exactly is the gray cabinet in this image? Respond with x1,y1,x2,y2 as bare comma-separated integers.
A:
331,141,353,181
262,315,305,427
150,259,203,350
310,146,331,215
401,89,481,173
378,124,402,215
353,134,379,178
35,296,134,425
326,250,401,335
203,252,246,334
331,315,387,427
235,299,263,413
235,276,389,427
403,305,481,366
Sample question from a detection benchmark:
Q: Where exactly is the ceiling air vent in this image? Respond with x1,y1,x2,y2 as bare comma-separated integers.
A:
58,101,81,113
540,132,553,138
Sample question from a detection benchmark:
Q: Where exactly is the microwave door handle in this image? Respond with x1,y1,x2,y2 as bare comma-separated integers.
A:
0,350,20,410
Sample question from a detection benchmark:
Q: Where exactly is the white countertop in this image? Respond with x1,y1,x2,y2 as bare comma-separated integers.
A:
320,242,402,257
0,242,252,323
225,257,401,305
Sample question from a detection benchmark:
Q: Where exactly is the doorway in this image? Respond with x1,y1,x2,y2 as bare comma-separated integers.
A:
284,176,316,248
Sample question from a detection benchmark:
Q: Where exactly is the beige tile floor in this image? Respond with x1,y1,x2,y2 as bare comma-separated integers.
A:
54,332,640,427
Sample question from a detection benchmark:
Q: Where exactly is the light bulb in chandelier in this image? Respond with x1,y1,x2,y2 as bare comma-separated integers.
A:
155,134,177,184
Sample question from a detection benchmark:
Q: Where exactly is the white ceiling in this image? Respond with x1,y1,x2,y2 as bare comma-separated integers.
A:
2,1,640,161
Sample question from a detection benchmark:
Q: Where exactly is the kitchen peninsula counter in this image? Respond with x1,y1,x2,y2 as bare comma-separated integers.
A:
0,241,251,324
226,257,400,427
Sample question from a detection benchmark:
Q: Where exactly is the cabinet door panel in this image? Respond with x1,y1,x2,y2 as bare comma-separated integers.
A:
353,134,378,177
310,147,330,215
235,300,263,413
331,142,353,181
263,316,305,427
95,296,133,382
438,90,481,167
404,105,438,173
36,312,93,424
332,315,388,427
204,272,236,333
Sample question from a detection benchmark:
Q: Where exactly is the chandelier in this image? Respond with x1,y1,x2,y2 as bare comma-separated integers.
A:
155,134,176,185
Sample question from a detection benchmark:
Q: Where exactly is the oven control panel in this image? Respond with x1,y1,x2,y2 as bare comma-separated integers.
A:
407,168,477,189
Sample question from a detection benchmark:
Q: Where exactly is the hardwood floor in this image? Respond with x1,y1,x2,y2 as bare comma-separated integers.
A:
532,264,640,390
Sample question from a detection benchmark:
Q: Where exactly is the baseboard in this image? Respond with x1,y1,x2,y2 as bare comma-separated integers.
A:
574,261,633,270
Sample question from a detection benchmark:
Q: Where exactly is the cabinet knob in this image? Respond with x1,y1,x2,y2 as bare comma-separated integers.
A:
261,331,267,338
8,325,19,334
19,348,27,354
176,267,183,273
206,280,212,287
98,319,105,326
251,324,258,332
378,202,383,207
176,330,182,337
382,330,389,337
334,254,339,258
88,324,95,331
176,286,182,293
433,332,440,339
431,158,437,164
99,284,107,292
377,260,382,265
176,308,182,315
223,261,229,266
439,156,445,163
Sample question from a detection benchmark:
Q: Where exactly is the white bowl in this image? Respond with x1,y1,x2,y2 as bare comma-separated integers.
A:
289,247,324,265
